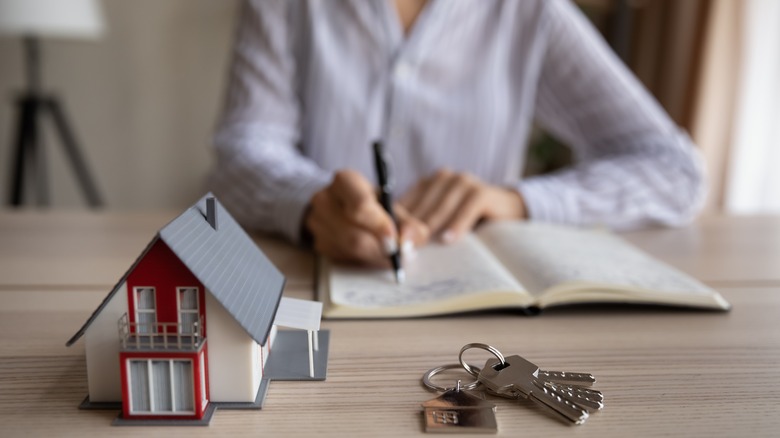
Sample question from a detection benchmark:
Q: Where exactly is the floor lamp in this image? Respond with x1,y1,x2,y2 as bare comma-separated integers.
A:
0,0,105,207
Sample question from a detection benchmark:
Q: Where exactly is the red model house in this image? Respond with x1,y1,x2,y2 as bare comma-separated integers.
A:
116,236,212,421
67,195,328,425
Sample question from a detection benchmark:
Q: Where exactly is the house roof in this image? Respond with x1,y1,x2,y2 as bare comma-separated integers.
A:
274,297,322,332
66,194,285,347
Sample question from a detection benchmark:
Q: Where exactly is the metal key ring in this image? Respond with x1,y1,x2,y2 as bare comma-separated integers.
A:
459,343,507,377
422,364,481,392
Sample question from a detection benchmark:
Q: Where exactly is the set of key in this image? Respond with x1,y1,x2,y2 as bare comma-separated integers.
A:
421,343,604,433
475,353,603,425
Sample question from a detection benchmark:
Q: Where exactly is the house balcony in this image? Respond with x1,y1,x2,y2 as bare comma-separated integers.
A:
118,313,205,351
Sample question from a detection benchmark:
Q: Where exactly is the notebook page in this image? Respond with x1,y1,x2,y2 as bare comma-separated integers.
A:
329,234,525,308
477,222,715,298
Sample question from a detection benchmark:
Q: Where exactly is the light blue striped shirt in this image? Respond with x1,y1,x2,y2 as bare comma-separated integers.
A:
211,0,705,243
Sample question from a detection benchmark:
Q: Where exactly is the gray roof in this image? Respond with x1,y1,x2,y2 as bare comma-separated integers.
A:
67,194,285,347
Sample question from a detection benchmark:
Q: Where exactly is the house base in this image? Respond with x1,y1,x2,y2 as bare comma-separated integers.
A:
78,329,331,426
112,403,217,426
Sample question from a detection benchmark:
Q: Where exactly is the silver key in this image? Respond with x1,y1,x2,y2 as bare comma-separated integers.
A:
477,355,603,425
538,381,604,412
539,370,596,386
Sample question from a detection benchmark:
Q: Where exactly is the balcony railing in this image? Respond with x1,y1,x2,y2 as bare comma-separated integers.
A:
118,313,204,350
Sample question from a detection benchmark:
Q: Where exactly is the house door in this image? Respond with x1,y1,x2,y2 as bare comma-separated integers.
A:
128,359,195,415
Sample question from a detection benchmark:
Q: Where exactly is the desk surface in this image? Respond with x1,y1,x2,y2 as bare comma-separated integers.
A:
1,212,779,437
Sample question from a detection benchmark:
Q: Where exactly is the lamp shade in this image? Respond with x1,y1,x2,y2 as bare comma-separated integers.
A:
0,0,104,39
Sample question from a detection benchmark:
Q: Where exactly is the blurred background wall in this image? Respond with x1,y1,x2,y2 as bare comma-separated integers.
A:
0,0,239,210
0,0,775,213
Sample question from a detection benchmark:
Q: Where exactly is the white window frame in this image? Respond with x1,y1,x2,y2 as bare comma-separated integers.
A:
133,287,157,334
200,353,207,408
176,287,200,334
127,358,196,415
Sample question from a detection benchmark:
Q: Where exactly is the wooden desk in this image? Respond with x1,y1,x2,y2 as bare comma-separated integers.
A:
1,212,779,437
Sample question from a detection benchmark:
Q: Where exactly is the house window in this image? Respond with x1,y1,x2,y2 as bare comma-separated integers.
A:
128,359,194,414
432,411,460,425
178,287,199,334
135,287,156,334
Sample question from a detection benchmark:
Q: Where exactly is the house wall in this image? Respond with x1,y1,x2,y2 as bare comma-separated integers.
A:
269,324,278,347
126,240,206,333
205,292,262,402
84,282,128,402
253,325,277,388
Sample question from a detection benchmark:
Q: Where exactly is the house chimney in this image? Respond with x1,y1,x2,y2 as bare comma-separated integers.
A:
206,197,218,230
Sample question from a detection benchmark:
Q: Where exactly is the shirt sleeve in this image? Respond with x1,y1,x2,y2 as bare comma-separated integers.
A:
517,0,707,230
210,0,331,243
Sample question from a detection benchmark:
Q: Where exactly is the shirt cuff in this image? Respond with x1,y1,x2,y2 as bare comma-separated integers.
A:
273,173,333,244
516,175,579,225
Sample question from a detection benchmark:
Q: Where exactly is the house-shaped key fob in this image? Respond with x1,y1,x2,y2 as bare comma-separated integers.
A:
422,389,498,433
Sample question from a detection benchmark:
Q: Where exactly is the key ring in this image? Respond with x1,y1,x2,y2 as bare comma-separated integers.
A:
422,364,481,392
459,343,507,377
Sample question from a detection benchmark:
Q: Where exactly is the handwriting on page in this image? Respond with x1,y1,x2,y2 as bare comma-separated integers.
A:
336,277,498,308
330,235,524,308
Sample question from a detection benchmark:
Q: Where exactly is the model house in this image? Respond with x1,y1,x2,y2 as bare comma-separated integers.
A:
66,194,328,425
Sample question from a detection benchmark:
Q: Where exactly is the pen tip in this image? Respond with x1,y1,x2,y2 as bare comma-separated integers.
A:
395,269,406,284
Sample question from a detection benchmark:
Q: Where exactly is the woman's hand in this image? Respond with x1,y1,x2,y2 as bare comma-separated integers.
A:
400,169,526,243
304,170,429,266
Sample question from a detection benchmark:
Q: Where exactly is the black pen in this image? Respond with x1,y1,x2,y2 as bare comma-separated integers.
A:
373,141,404,284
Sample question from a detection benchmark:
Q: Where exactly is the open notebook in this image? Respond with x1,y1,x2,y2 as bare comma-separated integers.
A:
317,222,731,318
